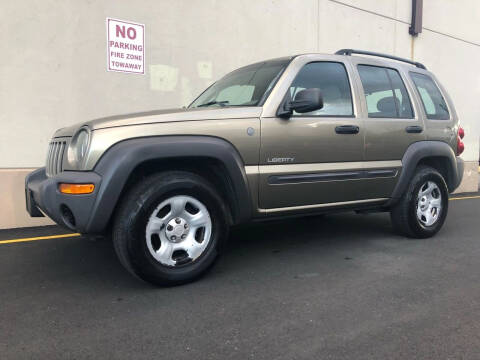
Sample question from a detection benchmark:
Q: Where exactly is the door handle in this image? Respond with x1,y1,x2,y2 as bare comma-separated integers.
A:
335,125,360,134
405,125,423,133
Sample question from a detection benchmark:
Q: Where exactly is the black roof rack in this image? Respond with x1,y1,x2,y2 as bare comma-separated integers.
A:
335,49,426,70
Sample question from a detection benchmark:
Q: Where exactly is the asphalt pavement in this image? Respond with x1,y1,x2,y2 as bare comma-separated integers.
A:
1,195,480,359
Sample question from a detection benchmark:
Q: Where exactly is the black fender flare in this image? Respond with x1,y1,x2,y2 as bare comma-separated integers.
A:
386,140,463,207
86,136,252,233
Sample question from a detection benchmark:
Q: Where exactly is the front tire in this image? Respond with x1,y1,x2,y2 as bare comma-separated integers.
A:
390,166,449,238
112,171,229,286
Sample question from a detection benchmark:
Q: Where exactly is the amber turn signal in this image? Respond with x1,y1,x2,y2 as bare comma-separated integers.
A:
59,183,95,194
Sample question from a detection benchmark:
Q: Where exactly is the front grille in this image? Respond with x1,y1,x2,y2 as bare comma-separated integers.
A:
46,140,67,177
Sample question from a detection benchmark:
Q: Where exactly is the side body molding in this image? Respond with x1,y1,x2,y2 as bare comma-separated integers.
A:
87,136,252,233
386,140,463,207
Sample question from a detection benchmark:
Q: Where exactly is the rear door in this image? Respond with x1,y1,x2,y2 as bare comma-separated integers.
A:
351,60,426,199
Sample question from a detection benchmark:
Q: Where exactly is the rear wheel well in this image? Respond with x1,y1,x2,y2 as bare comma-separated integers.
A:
417,156,454,191
112,157,237,227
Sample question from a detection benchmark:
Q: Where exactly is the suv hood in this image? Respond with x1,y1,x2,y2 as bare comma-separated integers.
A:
53,107,262,137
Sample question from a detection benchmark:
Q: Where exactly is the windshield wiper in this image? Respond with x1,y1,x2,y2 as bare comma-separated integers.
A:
197,100,229,108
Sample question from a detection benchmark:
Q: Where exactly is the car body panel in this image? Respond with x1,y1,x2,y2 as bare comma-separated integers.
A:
258,54,406,209
256,161,401,209
348,56,428,161
70,116,261,170
54,107,262,137
258,55,367,208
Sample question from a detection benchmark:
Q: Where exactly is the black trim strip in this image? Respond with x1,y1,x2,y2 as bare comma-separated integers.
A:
365,169,398,178
268,169,398,185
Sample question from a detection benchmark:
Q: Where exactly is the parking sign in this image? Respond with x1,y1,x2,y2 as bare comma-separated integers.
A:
107,18,145,74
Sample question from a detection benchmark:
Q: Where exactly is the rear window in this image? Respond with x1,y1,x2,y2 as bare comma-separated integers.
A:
410,73,450,120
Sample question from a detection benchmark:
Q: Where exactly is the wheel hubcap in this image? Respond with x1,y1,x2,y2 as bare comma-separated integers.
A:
165,217,189,242
145,195,212,266
416,181,442,227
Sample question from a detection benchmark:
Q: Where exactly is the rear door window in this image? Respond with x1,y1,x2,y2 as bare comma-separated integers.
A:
410,73,450,120
357,65,414,119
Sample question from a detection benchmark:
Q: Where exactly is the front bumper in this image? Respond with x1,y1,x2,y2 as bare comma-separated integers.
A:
25,168,102,232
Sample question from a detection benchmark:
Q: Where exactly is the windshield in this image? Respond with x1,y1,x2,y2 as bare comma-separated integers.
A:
189,59,290,108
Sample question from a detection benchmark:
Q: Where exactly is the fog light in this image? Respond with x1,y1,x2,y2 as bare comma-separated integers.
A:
60,204,76,228
59,183,95,194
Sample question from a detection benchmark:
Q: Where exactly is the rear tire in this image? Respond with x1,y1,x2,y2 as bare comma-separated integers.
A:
390,166,449,238
112,171,229,286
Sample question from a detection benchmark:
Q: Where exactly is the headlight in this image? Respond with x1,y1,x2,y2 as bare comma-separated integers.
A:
68,127,91,169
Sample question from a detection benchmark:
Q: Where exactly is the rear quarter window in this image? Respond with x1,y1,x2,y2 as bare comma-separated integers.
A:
410,73,450,120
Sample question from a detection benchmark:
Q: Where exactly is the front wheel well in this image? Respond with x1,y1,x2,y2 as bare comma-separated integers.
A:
115,157,238,225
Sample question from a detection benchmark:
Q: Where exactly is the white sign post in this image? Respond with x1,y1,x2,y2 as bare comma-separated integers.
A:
107,18,145,74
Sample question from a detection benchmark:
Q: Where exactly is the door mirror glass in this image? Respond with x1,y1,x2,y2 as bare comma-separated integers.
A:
279,88,324,117
291,88,324,113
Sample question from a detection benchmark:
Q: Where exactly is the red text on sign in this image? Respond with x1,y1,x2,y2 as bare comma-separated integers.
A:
116,25,137,40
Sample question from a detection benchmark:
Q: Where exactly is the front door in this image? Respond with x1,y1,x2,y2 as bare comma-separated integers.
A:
259,60,366,210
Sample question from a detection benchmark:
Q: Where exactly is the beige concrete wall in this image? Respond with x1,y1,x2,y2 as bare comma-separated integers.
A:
454,162,479,194
0,170,54,229
1,0,478,229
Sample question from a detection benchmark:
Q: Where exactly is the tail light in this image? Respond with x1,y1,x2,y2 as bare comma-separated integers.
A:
456,126,465,156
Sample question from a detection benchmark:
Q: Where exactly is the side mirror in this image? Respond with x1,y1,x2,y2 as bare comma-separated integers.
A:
278,88,324,118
